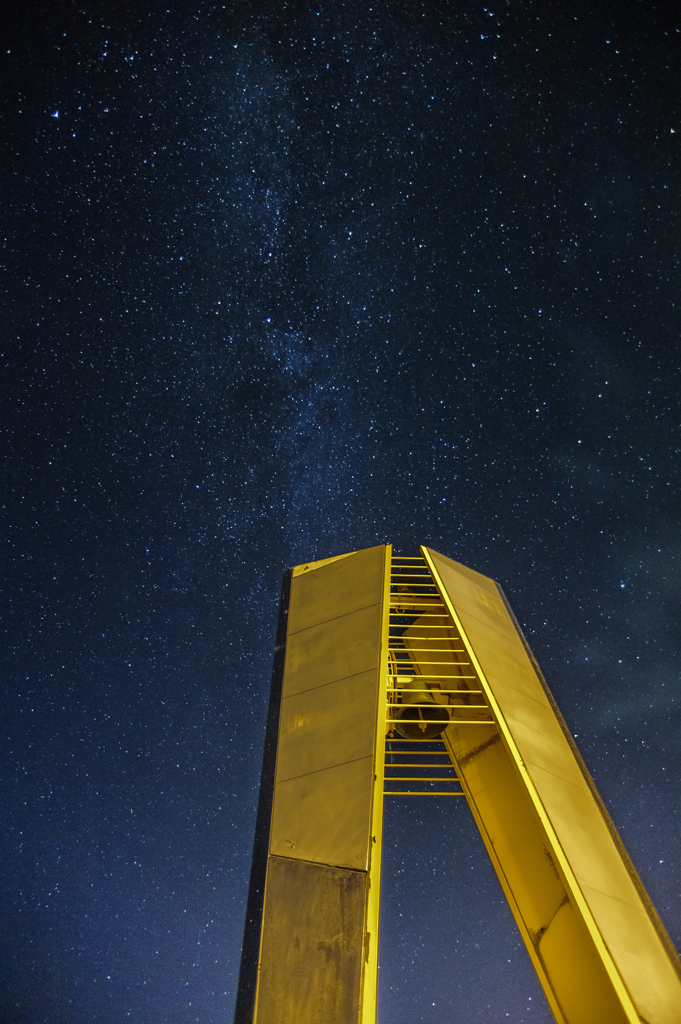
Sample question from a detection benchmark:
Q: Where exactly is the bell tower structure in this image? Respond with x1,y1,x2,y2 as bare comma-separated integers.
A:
234,545,681,1024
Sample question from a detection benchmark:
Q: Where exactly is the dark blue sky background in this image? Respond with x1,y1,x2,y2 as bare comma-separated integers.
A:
2,2,679,1022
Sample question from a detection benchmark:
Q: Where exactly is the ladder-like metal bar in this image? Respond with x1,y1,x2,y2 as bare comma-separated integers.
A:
384,555,494,796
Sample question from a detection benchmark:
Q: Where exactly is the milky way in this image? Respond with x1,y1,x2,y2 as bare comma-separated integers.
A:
2,2,679,1022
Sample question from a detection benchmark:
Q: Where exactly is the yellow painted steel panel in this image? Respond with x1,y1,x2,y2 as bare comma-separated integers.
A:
450,617,681,1022
444,725,569,939
275,669,378,783
536,900,631,1024
446,727,627,1023
292,552,355,577
287,544,387,634
424,552,519,645
248,545,389,1024
268,546,387,875
525,758,647,900
270,755,374,869
580,885,681,1024
254,856,366,1024
448,609,550,701
475,666,588,789
425,545,681,1024
527,761,681,1023
282,604,383,698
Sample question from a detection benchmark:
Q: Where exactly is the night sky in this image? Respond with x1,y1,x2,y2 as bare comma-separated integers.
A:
2,2,680,1022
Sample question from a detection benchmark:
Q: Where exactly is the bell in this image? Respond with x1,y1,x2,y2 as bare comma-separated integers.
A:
393,676,449,739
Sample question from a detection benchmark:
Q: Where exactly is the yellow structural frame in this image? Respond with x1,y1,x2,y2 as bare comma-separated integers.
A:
422,545,681,1024
234,544,681,1024
243,545,391,1024
357,546,391,1024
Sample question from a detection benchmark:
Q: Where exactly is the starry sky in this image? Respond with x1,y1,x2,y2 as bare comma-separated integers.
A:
2,1,679,1022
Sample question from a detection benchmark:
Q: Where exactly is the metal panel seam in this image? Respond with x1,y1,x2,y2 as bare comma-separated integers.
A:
287,600,383,636
276,753,374,785
280,666,381,697
269,853,370,874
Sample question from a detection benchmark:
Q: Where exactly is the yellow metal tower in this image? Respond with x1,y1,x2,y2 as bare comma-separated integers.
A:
234,545,681,1024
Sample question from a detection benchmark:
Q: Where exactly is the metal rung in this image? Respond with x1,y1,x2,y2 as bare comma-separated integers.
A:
389,672,476,677
386,719,495,725
384,792,466,796
390,661,471,666
389,647,466,652
390,604,445,609
385,752,453,757
390,659,453,664
389,648,459,653
390,678,479,684
386,742,448,746
389,653,468,658
387,688,483,696
390,576,436,581
390,703,488,710
390,656,468,661
389,688,483,694
385,778,459,783
389,671,477,676
390,610,446,614
390,610,446,615
389,674,478,681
